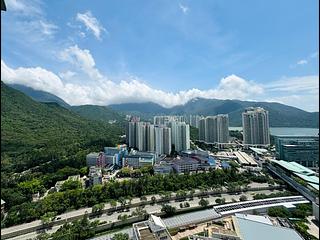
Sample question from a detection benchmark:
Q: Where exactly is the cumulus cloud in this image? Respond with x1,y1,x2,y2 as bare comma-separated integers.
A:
76,11,106,40
1,58,264,108
1,45,317,111
59,45,103,80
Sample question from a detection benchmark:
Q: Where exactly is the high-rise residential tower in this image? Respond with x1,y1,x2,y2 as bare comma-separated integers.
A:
242,107,270,145
189,115,202,128
155,126,172,155
198,115,229,143
168,121,190,152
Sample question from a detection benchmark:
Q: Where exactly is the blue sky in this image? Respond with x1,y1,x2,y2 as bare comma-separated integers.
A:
1,0,319,111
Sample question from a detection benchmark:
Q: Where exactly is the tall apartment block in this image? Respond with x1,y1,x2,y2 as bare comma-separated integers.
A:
168,121,190,152
153,115,186,125
198,115,229,143
155,126,172,155
242,107,270,145
189,115,202,128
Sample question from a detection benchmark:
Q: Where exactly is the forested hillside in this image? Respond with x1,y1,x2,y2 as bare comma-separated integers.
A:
1,82,123,173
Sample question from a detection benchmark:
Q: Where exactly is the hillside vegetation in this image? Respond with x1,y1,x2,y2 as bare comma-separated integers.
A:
1,82,123,173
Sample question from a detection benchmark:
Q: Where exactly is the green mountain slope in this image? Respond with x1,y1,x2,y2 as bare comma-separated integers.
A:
8,84,70,108
70,105,125,124
1,82,123,172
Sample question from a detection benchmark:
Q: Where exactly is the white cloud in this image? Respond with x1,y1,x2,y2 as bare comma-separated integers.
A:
58,71,76,80
39,20,58,36
76,11,106,40
265,75,318,93
1,58,264,108
59,45,103,80
5,0,43,16
3,0,58,40
1,45,318,112
179,3,189,14
297,59,308,65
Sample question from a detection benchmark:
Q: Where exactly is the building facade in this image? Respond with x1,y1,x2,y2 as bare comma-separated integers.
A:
168,121,190,152
155,126,172,155
242,107,270,145
198,114,229,144
275,135,319,169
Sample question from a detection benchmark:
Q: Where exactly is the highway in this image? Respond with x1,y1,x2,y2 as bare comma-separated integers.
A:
3,186,282,240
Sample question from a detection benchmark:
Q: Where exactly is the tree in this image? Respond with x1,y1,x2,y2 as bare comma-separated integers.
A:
110,200,117,208
239,195,247,201
199,198,209,207
92,203,105,215
113,233,129,240
184,202,190,208
215,198,225,205
60,180,82,192
41,211,56,225
161,205,176,216
268,207,290,218
180,203,184,208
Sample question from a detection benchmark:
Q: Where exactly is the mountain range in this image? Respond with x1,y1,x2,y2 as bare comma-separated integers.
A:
109,98,319,128
8,83,319,128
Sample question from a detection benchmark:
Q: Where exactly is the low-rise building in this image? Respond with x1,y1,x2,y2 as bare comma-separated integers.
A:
88,166,102,185
189,213,304,240
274,135,319,170
86,152,99,167
133,215,172,240
172,157,200,173
123,151,156,168
154,163,173,174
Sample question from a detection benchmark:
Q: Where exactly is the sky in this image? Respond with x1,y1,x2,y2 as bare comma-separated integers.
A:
1,0,319,111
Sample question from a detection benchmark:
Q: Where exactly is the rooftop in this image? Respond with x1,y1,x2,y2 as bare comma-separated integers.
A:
272,160,316,176
235,213,304,240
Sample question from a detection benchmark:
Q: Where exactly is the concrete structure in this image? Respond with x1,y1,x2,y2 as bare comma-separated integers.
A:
133,215,172,240
89,166,102,185
213,195,308,216
270,160,319,191
266,163,317,203
172,157,200,173
189,115,202,128
123,151,156,168
153,163,173,174
86,152,99,167
155,126,172,155
104,145,128,166
154,115,186,125
198,115,229,144
242,107,270,145
190,213,304,240
168,121,190,152
234,151,258,166
274,135,319,169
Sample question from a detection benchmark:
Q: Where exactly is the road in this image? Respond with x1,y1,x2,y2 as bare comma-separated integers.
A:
6,188,284,240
